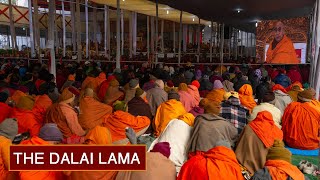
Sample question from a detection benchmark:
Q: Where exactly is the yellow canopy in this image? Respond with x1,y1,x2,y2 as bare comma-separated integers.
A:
91,0,210,25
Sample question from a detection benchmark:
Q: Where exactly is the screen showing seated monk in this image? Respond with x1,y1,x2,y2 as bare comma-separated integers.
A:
256,17,309,64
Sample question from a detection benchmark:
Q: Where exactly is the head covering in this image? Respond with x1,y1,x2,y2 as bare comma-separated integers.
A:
85,126,112,145
308,88,316,99
39,123,63,142
16,96,34,110
163,66,169,72
262,91,276,104
266,140,291,163
297,89,313,102
150,142,171,158
203,75,209,80
68,74,75,81
129,79,139,89
167,80,174,88
254,69,262,80
155,79,164,90
200,98,221,115
213,80,223,89
272,84,287,93
191,80,200,89
177,113,195,126
109,79,120,87
59,87,76,103
0,118,18,140
168,90,180,101
0,92,8,102
135,88,145,97
84,88,94,97
223,91,239,100
113,100,127,112
291,85,302,91
178,83,188,91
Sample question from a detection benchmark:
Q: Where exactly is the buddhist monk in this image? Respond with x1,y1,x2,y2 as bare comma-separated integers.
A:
46,87,87,139
153,90,187,137
11,95,40,137
178,83,197,112
282,89,320,150
0,92,12,124
104,79,124,106
19,124,65,180
104,101,150,144
178,141,244,180
187,80,201,106
78,88,112,130
146,79,168,116
97,75,116,101
64,126,118,180
272,84,293,113
252,140,306,180
206,80,225,104
238,84,257,113
266,21,299,64
32,84,53,125
60,74,75,92
124,78,139,103
287,84,303,102
0,118,18,180
81,73,96,90
235,111,283,174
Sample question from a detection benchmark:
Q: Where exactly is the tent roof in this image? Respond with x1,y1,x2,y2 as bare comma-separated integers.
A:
91,0,211,25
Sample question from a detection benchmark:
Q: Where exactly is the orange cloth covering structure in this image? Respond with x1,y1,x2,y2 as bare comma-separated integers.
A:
0,102,12,124
81,76,95,90
249,111,283,148
177,146,244,180
11,108,40,137
64,126,118,180
11,90,26,104
266,35,299,64
79,96,112,130
238,84,257,113
205,88,225,104
104,111,150,143
153,99,187,137
265,160,305,180
19,136,65,180
0,136,16,180
282,102,320,150
32,94,52,125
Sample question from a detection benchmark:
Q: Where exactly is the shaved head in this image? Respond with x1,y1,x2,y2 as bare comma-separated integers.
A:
274,21,285,42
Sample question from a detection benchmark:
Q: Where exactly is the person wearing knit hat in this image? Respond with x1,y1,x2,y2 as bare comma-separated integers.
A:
146,79,168,116
0,118,18,179
59,87,76,105
39,123,63,143
191,80,200,89
168,90,180,101
188,81,201,106
135,88,145,98
297,89,313,102
113,100,127,112
206,80,226,104
155,79,165,90
124,78,140,104
178,83,197,112
129,78,139,89
249,91,282,129
252,140,305,180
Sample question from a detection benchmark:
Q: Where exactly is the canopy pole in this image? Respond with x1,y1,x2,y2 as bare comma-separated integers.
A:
121,9,124,56
33,0,40,61
129,11,132,58
220,23,224,75
54,3,59,55
147,16,149,59
197,18,200,63
28,0,35,57
107,6,110,60
210,21,213,63
70,0,76,53
173,22,175,54
116,0,121,69
76,0,81,62
133,12,137,56
161,19,164,52
178,11,182,66
48,0,56,78
150,17,155,62
228,26,231,60
8,0,16,50
155,0,159,64
85,0,89,58
93,3,98,53
62,0,66,57
183,25,187,52
104,5,108,59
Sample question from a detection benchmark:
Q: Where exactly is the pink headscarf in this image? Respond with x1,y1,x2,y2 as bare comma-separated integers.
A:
213,80,224,89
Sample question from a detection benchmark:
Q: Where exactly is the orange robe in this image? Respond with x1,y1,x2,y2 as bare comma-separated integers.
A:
238,84,257,113
205,88,225,104
249,111,283,148
79,96,112,130
104,111,150,143
81,76,96,90
0,136,17,180
266,35,299,64
153,99,187,137
11,108,40,137
282,102,320,150
0,102,12,124
32,94,53,125
178,146,244,180
11,90,26,104
19,136,65,180
265,160,304,180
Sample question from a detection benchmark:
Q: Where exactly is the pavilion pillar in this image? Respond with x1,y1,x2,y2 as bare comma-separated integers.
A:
173,22,175,53
129,12,132,58
150,17,155,61
48,0,56,78
33,0,40,61
104,5,109,59
70,0,76,52
85,0,89,58
54,2,59,54
220,23,224,74
228,26,232,60
155,0,159,64
93,3,98,53
133,12,137,56
210,21,213,62
178,11,182,65
62,0,66,57
161,19,164,52
121,9,124,56
8,0,16,50
116,0,121,68
147,16,150,59
197,18,200,62
234,29,238,60
76,0,81,62
183,25,187,52
28,0,35,57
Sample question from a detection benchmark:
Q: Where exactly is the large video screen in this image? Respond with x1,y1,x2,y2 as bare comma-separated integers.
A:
256,17,309,64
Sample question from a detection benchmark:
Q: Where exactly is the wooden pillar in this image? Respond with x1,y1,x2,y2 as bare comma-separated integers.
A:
116,0,121,68
178,11,182,65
